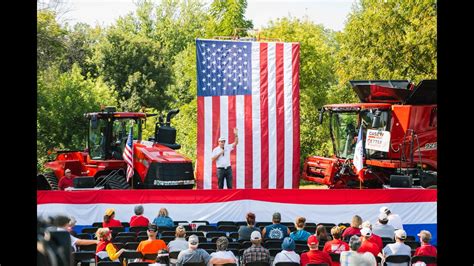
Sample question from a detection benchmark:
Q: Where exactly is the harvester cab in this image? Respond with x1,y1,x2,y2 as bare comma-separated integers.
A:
302,80,437,189
37,107,195,190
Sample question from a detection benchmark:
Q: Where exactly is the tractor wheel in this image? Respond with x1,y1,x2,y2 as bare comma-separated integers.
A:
39,172,59,190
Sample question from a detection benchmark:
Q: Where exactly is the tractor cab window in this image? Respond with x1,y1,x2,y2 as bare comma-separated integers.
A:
332,112,358,159
110,119,141,160
89,118,108,160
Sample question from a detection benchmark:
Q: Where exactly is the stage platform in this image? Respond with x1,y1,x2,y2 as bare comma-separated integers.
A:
37,188,437,244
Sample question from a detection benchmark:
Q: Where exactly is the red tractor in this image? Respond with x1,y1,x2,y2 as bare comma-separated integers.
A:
37,107,195,190
302,80,437,188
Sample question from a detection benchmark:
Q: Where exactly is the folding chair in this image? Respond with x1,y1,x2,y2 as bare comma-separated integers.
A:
411,255,436,264
383,255,411,265
217,221,236,227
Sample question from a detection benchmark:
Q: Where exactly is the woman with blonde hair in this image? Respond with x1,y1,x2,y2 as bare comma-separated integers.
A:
95,227,125,262
102,208,122,228
341,215,362,239
289,216,311,241
152,208,174,228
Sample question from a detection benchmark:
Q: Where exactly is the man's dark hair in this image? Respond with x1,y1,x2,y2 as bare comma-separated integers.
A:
52,215,71,227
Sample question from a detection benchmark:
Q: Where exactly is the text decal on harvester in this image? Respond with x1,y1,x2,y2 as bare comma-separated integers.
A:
365,129,391,152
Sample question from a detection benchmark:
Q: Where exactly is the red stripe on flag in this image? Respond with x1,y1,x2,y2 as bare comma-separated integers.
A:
275,43,285,189
197,97,205,189
228,95,237,189
38,189,438,205
292,44,301,188
244,95,253,189
212,96,220,189
259,43,269,189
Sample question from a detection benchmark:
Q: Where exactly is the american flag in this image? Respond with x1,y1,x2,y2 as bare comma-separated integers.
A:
123,127,134,182
195,39,300,189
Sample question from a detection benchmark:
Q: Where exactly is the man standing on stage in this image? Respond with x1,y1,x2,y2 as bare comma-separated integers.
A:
211,128,238,189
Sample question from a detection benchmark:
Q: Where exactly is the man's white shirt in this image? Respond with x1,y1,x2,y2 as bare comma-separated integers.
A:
212,144,234,168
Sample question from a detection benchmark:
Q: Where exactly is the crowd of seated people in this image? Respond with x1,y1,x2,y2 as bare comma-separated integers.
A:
39,205,436,266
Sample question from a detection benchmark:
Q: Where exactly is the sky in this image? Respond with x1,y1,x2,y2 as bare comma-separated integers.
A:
54,0,355,32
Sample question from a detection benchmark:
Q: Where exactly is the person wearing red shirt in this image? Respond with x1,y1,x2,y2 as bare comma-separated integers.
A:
103,208,122,228
58,169,76,190
361,221,383,250
300,235,333,266
323,226,350,266
358,228,381,258
414,230,437,266
341,215,362,239
130,205,150,227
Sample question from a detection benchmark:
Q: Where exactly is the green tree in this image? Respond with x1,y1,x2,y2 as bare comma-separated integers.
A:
37,64,117,168
260,17,337,166
37,10,66,71
60,23,103,76
93,29,172,111
208,0,253,37
336,0,437,90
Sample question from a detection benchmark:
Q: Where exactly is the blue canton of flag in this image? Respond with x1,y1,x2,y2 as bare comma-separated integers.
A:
196,39,252,97
123,127,134,182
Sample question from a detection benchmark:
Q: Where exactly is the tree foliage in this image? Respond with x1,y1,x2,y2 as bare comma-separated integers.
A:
37,10,66,71
336,0,437,87
37,64,117,157
208,0,253,37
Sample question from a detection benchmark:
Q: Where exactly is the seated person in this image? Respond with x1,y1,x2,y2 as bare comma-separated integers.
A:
168,225,189,252
130,205,150,227
241,231,271,265
102,208,122,228
209,237,237,264
262,212,290,240
137,224,168,263
238,212,261,241
300,235,332,266
153,208,174,228
95,227,125,263
273,237,300,265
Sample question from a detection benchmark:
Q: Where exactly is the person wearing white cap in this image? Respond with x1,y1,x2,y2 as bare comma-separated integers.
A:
58,168,77,190
176,234,234,266
242,231,271,265
380,206,404,230
361,220,383,251
382,229,412,266
373,212,396,239
211,128,238,189
358,227,381,258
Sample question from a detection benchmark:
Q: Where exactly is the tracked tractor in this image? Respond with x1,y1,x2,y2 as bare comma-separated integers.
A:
37,107,195,190
302,80,437,188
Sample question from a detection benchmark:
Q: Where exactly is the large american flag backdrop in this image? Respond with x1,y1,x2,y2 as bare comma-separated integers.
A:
195,39,300,189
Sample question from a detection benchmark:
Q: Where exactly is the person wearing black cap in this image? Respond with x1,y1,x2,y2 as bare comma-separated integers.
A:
137,224,168,263
262,212,290,240
211,128,238,189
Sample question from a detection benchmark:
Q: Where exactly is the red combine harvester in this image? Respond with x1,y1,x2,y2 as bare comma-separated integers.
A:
37,107,195,190
302,80,437,188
